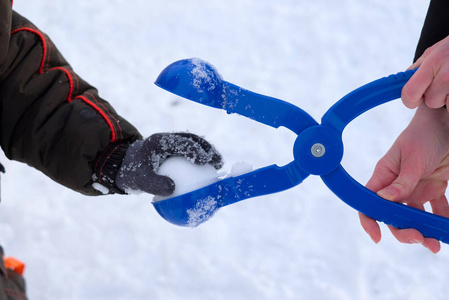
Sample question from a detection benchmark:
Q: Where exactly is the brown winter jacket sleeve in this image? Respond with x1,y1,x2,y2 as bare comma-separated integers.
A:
0,1,11,63
0,2,142,195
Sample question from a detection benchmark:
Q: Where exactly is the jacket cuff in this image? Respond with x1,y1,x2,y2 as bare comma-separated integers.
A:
93,143,131,194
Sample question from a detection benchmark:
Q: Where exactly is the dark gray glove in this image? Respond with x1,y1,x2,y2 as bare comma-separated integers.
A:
115,132,223,196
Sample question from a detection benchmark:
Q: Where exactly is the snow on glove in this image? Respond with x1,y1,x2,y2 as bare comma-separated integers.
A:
115,133,223,196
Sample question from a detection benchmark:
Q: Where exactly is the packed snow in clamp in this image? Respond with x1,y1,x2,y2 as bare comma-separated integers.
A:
153,58,449,244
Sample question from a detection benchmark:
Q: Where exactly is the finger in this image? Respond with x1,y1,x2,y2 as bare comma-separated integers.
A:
407,41,441,71
407,198,442,253
174,133,223,169
377,176,417,202
365,168,397,193
388,226,440,253
385,189,443,253
176,132,210,148
388,200,441,254
430,194,449,218
401,63,435,109
359,212,381,243
365,157,399,193
407,59,422,71
404,198,442,253
144,174,176,196
402,39,448,107
422,70,449,109
407,49,428,70
361,158,398,245
411,195,445,253
150,133,211,165
400,179,446,207
422,238,441,254
377,156,425,202
387,225,424,244
389,225,441,253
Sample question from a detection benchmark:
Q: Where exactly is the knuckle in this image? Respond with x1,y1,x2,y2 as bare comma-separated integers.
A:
393,177,414,194
401,85,419,108
422,46,434,58
424,96,443,108
437,67,449,83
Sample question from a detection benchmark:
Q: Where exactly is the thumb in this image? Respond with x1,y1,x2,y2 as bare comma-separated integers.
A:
143,174,176,196
407,52,425,71
377,166,423,202
407,41,436,71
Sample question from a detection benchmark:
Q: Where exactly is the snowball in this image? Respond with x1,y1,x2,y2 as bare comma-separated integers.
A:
153,157,219,202
230,161,253,177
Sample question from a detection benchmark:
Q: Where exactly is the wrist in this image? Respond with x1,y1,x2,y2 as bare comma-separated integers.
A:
93,142,131,194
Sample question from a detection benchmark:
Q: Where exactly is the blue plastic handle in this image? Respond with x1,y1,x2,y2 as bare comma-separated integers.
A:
322,69,416,133
222,82,317,134
319,69,449,243
322,167,449,244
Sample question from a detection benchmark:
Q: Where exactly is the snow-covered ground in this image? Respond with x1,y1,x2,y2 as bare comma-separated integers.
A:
1,0,447,299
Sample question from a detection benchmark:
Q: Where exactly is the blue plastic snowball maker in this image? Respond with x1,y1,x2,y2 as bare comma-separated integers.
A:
153,58,449,245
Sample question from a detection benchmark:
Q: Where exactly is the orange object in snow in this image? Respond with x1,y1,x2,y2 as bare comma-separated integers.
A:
4,257,25,275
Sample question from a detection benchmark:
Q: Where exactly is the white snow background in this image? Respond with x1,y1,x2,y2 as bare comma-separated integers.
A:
0,0,447,299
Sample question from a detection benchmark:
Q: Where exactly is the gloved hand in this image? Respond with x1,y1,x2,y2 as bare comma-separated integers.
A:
115,132,223,196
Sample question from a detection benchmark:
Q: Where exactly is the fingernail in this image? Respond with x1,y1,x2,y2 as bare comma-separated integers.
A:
408,239,421,244
378,187,396,200
370,236,379,244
